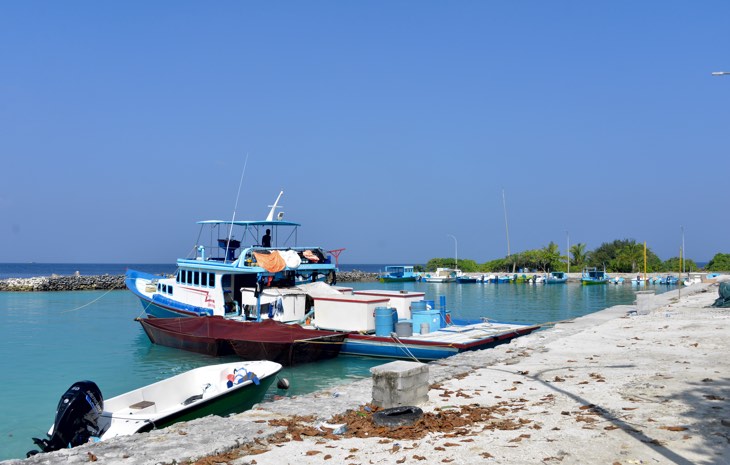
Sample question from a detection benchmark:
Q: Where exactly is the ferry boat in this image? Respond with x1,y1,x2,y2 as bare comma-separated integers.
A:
379,265,417,283
125,191,338,322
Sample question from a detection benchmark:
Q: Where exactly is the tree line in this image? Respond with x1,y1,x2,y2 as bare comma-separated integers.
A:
420,239,730,273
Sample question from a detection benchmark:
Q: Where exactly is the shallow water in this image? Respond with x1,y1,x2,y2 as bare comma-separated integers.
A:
0,281,662,460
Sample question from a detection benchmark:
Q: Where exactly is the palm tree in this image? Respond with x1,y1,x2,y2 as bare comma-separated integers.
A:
570,243,587,269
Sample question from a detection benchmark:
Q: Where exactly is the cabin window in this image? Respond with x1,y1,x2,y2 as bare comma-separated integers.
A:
208,273,215,287
186,270,192,284
201,272,208,287
175,271,180,283
194,272,199,286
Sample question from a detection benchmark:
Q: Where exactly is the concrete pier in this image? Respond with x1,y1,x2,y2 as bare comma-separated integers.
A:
5,281,728,465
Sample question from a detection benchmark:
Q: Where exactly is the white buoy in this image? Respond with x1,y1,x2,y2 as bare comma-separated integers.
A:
277,378,290,390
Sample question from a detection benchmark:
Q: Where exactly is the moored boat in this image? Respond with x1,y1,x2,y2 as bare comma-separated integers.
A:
421,268,457,283
456,274,479,284
581,267,609,285
310,291,540,361
28,361,280,456
125,191,339,322
545,271,567,284
379,265,417,283
137,316,346,365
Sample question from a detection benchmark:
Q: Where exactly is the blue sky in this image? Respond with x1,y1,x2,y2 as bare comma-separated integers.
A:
1,2,728,265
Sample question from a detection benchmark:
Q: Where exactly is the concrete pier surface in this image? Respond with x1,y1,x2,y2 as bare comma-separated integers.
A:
6,282,729,465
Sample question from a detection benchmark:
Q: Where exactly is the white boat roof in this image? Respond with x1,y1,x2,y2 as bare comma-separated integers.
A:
196,220,301,227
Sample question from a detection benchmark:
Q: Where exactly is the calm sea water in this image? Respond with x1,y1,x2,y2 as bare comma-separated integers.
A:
0,263,665,461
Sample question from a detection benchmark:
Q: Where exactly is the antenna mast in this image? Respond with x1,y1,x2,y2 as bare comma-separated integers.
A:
225,155,249,260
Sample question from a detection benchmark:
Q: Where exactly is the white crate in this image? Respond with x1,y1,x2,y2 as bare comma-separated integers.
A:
313,295,390,332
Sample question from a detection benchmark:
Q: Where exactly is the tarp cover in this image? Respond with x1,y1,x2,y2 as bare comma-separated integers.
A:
278,249,302,269
253,251,286,273
712,282,730,308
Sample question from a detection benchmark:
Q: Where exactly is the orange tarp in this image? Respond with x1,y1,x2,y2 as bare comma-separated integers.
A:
253,251,286,273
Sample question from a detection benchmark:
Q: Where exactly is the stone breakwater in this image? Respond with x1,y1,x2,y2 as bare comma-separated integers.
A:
0,275,127,292
335,270,378,282
0,271,379,291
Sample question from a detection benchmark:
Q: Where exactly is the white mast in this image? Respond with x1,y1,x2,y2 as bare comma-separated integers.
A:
265,190,284,222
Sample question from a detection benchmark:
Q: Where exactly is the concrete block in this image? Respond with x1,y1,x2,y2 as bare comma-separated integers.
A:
635,290,656,315
370,361,429,408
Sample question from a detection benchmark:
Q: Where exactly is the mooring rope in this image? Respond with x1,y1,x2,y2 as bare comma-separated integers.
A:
60,288,117,313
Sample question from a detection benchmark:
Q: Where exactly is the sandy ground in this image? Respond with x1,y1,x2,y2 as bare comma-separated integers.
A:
9,282,729,465
225,284,730,465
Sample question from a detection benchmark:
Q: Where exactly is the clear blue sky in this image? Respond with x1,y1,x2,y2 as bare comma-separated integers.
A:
2,2,728,265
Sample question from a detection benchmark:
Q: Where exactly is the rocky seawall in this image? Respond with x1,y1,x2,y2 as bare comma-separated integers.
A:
0,271,379,291
0,275,127,292
335,270,379,282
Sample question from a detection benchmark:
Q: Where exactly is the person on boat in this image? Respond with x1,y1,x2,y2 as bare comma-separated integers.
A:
262,229,272,248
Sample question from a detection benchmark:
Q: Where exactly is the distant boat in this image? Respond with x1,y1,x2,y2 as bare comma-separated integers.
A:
496,275,512,284
28,361,281,456
456,274,479,284
421,268,457,283
545,272,567,284
581,267,609,285
379,265,417,283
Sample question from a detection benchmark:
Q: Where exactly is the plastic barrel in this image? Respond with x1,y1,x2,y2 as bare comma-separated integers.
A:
395,320,413,337
412,309,440,334
375,307,396,337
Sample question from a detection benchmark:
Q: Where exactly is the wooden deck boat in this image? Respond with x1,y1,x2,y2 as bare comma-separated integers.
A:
138,316,346,366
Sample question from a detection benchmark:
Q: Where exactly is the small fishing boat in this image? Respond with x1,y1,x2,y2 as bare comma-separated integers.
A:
581,267,609,285
138,317,346,366
545,271,567,284
379,266,418,283
28,361,281,456
456,274,479,284
421,268,457,283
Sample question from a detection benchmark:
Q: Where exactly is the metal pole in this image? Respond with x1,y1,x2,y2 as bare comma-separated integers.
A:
448,234,458,270
566,231,570,274
502,189,510,257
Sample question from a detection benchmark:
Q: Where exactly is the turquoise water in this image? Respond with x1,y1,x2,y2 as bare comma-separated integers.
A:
0,281,654,460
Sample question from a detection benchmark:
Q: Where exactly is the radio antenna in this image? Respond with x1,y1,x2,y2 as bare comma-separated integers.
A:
225,154,249,260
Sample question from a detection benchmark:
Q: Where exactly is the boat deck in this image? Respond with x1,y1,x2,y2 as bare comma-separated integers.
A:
340,320,540,360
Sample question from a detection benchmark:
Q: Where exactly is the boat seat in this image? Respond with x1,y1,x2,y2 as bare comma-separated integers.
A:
129,400,155,410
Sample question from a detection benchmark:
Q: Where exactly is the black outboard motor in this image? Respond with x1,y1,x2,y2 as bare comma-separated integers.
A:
27,381,104,457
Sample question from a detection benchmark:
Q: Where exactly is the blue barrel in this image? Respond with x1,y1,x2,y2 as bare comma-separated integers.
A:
375,307,396,336
412,309,440,334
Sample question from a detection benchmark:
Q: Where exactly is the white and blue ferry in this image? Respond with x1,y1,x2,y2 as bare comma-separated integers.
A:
126,191,338,322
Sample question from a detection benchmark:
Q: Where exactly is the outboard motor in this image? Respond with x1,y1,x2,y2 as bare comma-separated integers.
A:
27,381,104,457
